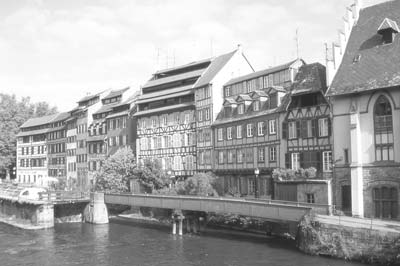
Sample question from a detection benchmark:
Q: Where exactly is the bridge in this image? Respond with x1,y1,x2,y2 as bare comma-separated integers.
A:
104,193,331,222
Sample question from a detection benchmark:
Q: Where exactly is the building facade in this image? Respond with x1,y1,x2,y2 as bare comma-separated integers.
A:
327,0,400,219
212,59,303,198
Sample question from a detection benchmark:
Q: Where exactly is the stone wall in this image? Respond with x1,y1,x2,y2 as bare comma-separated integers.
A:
297,214,400,264
54,202,87,223
0,199,54,228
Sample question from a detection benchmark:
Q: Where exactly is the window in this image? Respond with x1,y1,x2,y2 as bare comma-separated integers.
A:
228,150,234,163
237,125,242,138
253,101,260,111
344,149,349,164
258,147,265,162
237,149,243,163
257,122,264,136
225,86,231,97
288,121,297,139
269,146,276,162
161,116,167,127
122,117,127,128
198,110,203,121
217,128,223,141
303,120,313,138
238,104,244,114
246,124,253,137
291,153,300,170
306,193,315,204
218,151,224,164
269,120,276,135
205,108,210,120
373,187,398,218
151,119,156,128
227,127,232,140
374,96,394,161
318,118,329,137
184,114,190,124
323,151,332,172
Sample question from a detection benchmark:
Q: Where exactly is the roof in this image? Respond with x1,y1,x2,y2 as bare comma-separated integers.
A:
236,94,252,102
142,69,205,89
103,87,130,100
193,50,236,88
106,110,129,119
291,63,327,95
133,102,194,117
93,102,120,115
327,0,400,96
224,59,301,87
136,84,193,103
154,58,212,75
77,93,99,103
52,112,70,123
20,113,59,128
378,17,400,33
17,128,50,137
223,98,237,106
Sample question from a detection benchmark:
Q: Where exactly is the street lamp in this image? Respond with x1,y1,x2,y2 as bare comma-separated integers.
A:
167,170,175,188
254,168,260,198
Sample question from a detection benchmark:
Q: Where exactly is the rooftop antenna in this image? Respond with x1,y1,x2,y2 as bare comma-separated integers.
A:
295,28,300,59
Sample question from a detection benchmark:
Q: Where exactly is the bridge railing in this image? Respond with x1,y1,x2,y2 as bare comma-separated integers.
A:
38,191,90,202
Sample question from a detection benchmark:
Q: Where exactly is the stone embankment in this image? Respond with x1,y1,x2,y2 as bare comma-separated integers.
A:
297,213,400,265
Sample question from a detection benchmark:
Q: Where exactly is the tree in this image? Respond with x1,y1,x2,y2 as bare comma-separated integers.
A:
133,158,168,193
0,93,57,171
272,167,317,181
94,147,136,192
182,172,219,196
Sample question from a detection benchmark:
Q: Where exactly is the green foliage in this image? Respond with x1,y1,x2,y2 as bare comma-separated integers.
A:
133,158,168,193
273,167,317,181
0,93,57,169
94,147,136,192
182,172,219,196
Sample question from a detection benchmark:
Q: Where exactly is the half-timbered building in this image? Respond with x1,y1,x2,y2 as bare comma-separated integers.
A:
326,0,400,219
282,63,331,178
212,59,304,198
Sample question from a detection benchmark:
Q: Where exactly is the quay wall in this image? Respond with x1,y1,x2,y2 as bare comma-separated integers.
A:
297,214,400,265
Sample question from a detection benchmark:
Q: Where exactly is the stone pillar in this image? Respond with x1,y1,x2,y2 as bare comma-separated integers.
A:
350,112,364,218
35,204,54,228
192,219,198,234
178,218,183,236
172,221,177,235
83,192,109,224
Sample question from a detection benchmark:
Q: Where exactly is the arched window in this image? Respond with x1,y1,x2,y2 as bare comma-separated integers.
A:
374,96,394,161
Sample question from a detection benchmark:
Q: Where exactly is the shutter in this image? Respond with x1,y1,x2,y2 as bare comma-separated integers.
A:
296,121,301,139
232,126,236,139
316,151,322,172
328,118,332,136
243,124,246,137
282,122,287,139
263,121,267,135
312,119,318,137
285,153,290,169
300,152,304,169
301,120,308,138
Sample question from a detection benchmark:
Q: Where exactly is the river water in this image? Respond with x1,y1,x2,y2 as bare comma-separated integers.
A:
0,219,369,266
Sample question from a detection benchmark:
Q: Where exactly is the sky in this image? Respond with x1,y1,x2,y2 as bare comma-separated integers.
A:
0,0,388,112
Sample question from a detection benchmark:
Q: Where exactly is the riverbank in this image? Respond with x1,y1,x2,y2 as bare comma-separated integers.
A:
297,213,400,265
0,214,48,230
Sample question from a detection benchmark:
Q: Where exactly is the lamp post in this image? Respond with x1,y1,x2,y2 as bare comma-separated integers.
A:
254,168,260,198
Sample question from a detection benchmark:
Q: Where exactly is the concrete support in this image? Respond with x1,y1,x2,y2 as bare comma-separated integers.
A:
83,192,109,224
178,218,183,236
172,221,177,235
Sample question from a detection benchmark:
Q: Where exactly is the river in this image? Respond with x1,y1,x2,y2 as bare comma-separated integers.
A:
0,219,369,266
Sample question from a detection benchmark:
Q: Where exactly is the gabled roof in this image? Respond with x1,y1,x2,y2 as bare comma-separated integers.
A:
103,87,130,100
327,1,400,96
136,85,193,103
291,63,327,95
194,50,237,88
154,58,212,75
20,114,59,128
93,102,120,115
250,90,268,99
142,69,204,89
236,94,252,102
224,58,303,87
378,17,400,34
223,98,237,106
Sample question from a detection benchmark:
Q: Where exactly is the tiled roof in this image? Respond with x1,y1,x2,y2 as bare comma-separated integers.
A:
93,102,120,115
136,84,193,102
224,59,301,87
20,114,59,128
113,91,140,108
194,50,236,88
106,110,129,119
133,102,194,117
17,128,50,137
378,17,400,33
103,87,130,100
327,0,400,96
52,112,70,123
223,98,237,106
77,94,99,103
291,63,327,95
142,69,205,89
250,90,268,98
236,94,252,102
154,58,212,75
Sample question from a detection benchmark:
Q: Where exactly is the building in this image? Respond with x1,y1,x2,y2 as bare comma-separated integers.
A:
87,88,137,182
16,113,69,187
66,115,77,189
282,63,331,177
212,59,304,198
72,92,106,191
135,48,253,178
46,112,70,185
326,0,400,219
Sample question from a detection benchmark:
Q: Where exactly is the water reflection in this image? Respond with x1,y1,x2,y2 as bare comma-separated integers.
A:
0,221,370,266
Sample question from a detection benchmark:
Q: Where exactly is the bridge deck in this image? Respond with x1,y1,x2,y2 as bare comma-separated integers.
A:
105,193,321,222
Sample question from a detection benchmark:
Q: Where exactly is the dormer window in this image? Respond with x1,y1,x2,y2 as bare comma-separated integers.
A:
238,104,244,114
377,18,399,44
253,101,260,111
